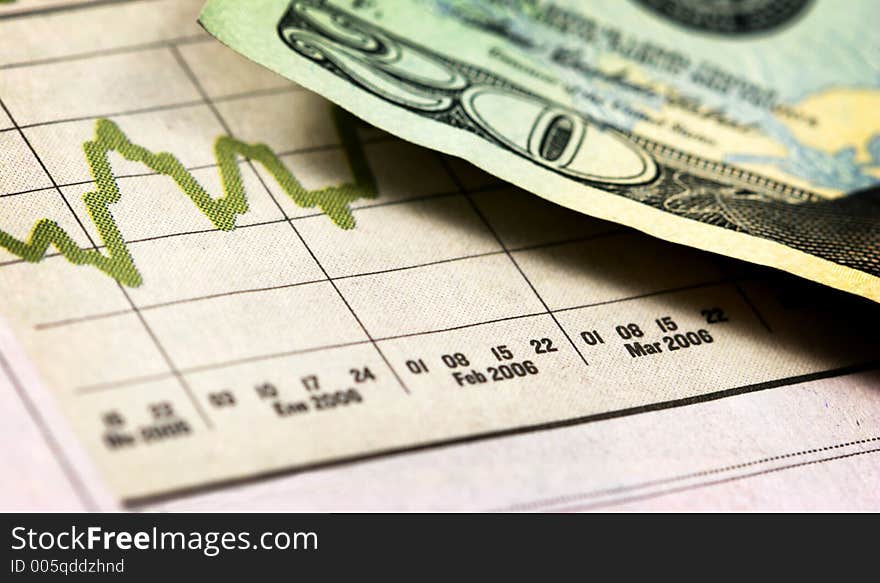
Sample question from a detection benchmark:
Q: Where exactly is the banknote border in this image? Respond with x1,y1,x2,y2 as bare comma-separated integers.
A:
251,0,878,301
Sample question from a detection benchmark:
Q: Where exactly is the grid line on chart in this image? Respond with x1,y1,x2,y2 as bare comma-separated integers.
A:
731,280,773,333
73,276,749,395
0,93,213,429
168,42,412,395
0,84,303,135
114,281,214,428
0,183,495,269
33,228,628,330
0,33,210,71
119,360,880,508
0,128,394,201
707,256,774,334
436,155,593,369
3,29,770,411
0,0,152,23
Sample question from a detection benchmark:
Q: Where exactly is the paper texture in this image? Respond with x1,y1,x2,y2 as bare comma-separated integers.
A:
0,0,877,509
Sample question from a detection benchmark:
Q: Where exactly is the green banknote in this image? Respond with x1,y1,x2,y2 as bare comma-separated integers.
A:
200,0,880,302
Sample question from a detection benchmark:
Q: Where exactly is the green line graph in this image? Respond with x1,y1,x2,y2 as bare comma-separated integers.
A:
0,108,376,286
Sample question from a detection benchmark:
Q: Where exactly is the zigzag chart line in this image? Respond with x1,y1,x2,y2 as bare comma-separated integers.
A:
0,108,376,286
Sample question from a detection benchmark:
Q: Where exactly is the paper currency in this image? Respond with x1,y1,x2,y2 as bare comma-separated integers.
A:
199,0,880,302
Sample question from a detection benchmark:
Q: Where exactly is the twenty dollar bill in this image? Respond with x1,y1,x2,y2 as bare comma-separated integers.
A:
200,0,880,302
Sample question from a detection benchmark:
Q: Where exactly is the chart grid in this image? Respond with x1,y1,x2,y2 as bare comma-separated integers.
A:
0,35,860,389
1,0,878,504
